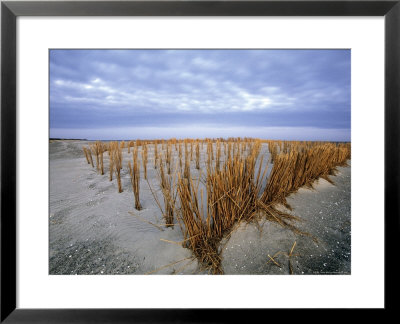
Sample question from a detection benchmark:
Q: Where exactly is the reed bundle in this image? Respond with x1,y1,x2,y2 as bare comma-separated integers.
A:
128,146,142,210
166,143,172,175
176,172,221,271
142,144,148,180
227,142,232,160
108,147,114,181
83,147,94,167
154,141,158,169
113,144,123,193
88,148,94,167
195,142,200,170
157,157,176,227
127,140,131,153
184,148,190,179
83,147,90,164
216,141,221,171
107,141,120,181
90,141,103,172
268,141,279,163
178,143,183,172
100,149,104,175
208,141,214,160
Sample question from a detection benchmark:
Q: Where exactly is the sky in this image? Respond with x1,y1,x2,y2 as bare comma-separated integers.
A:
49,49,350,141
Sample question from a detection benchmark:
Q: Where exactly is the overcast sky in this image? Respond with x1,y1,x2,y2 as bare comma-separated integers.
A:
49,49,350,141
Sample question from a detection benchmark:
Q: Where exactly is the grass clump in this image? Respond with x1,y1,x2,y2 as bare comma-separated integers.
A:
128,145,142,210
113,143,123,193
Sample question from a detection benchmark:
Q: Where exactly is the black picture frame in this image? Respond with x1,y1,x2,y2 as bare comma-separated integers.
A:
1,0,398,321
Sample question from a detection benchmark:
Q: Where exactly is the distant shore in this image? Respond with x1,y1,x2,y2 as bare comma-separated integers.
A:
50,138,88,141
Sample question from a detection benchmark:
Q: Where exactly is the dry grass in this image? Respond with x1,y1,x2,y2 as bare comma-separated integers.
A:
166,143,172,175
99,149,104,175
184,148,190,179
216,140,221,171
83,147,94,167
178,143,183,172
157,157,176,227
128,145,142,210
174,141,267,273
261,142,351,209
108,144,114,181
83,147,90,164
82,138,351,274
154,141,158,169
142,143,148,180
90,141,102,172
174,139,350,273
113,143,123,193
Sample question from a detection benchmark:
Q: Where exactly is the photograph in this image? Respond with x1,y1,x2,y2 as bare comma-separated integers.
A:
49,49,351,275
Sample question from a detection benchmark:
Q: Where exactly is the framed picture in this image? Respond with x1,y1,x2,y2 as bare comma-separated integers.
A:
1,0,398,321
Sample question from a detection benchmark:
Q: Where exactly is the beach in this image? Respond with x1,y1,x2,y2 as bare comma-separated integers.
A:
49,140,351,275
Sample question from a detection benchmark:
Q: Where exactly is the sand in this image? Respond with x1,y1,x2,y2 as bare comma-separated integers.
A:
49,140,351,275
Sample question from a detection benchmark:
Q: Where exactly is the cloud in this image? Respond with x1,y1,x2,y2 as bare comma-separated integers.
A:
50,49,351,140
192,57,219,70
